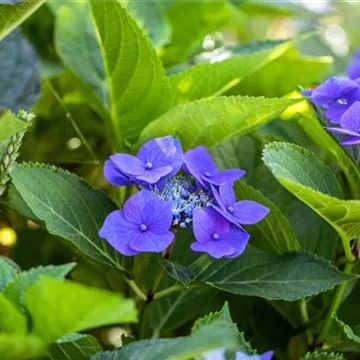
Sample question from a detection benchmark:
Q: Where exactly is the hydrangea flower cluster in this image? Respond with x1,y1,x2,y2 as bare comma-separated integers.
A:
99,136,269,259
304,49,360,145
201,349,274,360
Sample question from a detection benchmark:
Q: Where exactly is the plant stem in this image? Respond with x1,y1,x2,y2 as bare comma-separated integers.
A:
124,277,147,301
299,299,313,346
317,262,354,344
153,284,202,301
340,234,356,263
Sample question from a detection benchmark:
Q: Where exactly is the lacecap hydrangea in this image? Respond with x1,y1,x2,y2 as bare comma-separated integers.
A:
99,136,269,259
304,48,360,145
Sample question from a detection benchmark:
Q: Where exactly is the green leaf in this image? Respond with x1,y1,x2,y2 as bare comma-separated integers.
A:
0,0,45,41
0,294,27,334
0,30,40,112
138,96,299,150
197,245,354,301
90,320,239,360
90,0,173,143
227,51,333,98
330,314,360,353
170,39,294,103
158,258,194,286
3,263,76,310
301,352,344,360
162,0,232,65
0,111,27,145
55,1,107,106
0,334,45,360
9,163,127,270
263,142,360,242
47,333,102,360
0,257,17,291
297,112,360,199
234,181,301,254
25,277,137,343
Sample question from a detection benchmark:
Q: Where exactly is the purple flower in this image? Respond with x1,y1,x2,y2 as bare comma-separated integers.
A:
346,49,360,80
306,77,360,124
184,146,245,188
190,207,250,259
212,183,269,226
201,349,226,360
99,190,174,255
235,351,274,360
326,101,360,145
104,136,184,186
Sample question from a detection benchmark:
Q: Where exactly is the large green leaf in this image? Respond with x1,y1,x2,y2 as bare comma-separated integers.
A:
227,51,333,98
25,277,137,344
90,320,238,360
138,96,299,150
90,0,173,144
0,334,45,360
9,164,127,270
0,30,40,112
234,181,300,254
47,333,102,360
170,39,295,103
3,263,75,311
55,1,107,106
197,246,354,301
263,142,360,242
0,0,45,41
0,294,27,334
0,257,17,291
297,112,360,199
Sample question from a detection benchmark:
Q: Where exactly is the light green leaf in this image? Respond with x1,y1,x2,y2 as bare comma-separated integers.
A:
263,142,360,242
26,277,137,344
9,164,127,270
0,257,17,291
47,333,102,360
234,181,301,254
55,1,108,106
297,112,360,199
301,352,344,360
90,320,238,360
170,39,293,103
90,0,173,144
138,96,299,150
0,294,27,334
227,51,333,98
0,334,45,360
162,0,232,65
0,111,27,145
197,246,354,301
0,0,45,41
3,263,76,311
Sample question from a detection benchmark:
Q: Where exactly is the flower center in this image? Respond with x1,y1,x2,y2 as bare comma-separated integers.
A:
212,233,220,240
227,206,234,213
337,98,348,105
139,224,147,232
145,162,153,170
204,172,211,177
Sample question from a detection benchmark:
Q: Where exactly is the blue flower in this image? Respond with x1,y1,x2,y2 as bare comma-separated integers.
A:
212,183,269,226
191,207,250,259
346,49,360,81
99,190,174,255
104,136,184,186
201,349,226,360
201,349,274,360
326,101,360,145
305,77,360,124
184,146,246,188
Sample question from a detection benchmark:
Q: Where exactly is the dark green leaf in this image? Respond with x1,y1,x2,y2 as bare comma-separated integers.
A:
158,258,194,286
197,246,354,301
0,257,17,291
9,164,127,270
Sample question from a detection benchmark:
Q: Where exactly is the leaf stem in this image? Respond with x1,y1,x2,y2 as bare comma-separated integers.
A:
299,299,313,346
316,262,354,344
124,277,147,301
340,235,356,263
